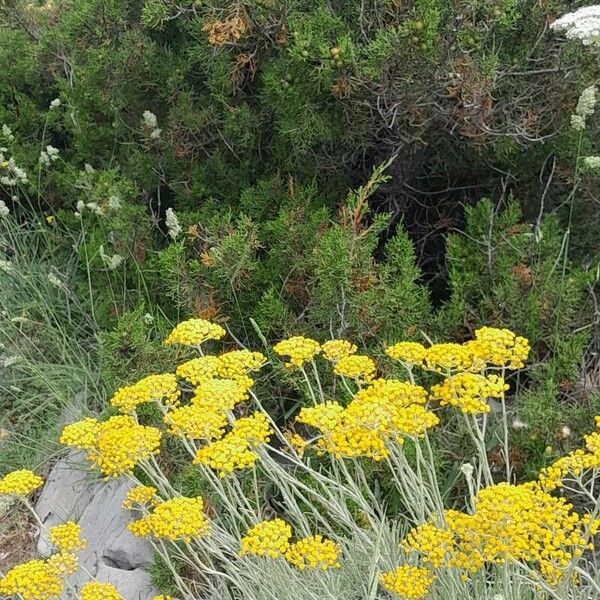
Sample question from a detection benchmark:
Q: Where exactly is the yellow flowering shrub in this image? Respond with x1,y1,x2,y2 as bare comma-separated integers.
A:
385,341,428,366
164,402,228,440
80,581,124,600
216,349,266,380
49,521,87,551
128,496,210,542
175,355,220,385
0,469,44,495
164,318,226,346
379,565,435,599
193,434,259,476
191,377,249,409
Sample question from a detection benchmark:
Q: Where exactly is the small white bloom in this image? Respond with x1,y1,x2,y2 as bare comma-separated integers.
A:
86,202,105,216
47,272,64,288
143,313,155,325
84,163,95,174
39,151,50,166
49,98,61,109
582,155,600,171
552,6,600,46
0,260,13,273
1,124,14,141
108,195,121,211
142,110,158,130
76,200,85,212
46,145,60,160
165,207,181,240
149,127,162,139
511,418,528,430
571,114,586,131
0,200,9,218
99,245,124,270
460,463,474,478
74,211,81,220
561,425,572,439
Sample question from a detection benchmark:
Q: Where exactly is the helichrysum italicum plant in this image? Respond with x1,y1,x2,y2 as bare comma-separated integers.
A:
4,318,600,599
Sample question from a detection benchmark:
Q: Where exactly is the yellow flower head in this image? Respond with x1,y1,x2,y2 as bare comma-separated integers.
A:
46,552,78,577
379,565,435,599
354,379,428,409
231,412,273,448
191,377,249,410
61,416,161,477
424,343,476,372
153,596,173,600
216,349,266,380
122,485,161,509
240,519,293,558
0,469,44,496
164,403,228,441
109,373,180,413
333,354,377,383
176,356,220,385
164,318,226,346
80,581,123,600
49,521,87,552
193,434,258,477
128,496,210,542
285,534,341,570
297,402,344,432
430,373,508,415
386,342,428,366
0,558,65,600
321,339,358,362
470,326,531,369
59,418,100,450
273,336,321,369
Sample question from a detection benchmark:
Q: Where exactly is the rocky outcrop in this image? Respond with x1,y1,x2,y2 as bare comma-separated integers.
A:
35,450,159,599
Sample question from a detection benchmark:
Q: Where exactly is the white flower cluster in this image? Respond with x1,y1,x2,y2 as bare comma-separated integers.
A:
99,245,124,270
39,145,60,166
0,148,28,187
571,85,597,131
0,200,9,218
2,124,14,142
142,110,161,139
49,98,61,109
165,207,181,240
47,271,64,289
0,259,13,273
552,5,600,46
582,155,600,172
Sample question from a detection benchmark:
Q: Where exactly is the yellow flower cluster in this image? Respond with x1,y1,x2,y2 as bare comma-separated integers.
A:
49,521,87,551
423,343,476,372
240,520,340,570
60,416,161,477
176,355,220,385
216,349,266,381
385,342,428,366
403,482,592,585
379,565,435,599
80,581,123,600
285,535,341,570
469,326,531,369
296,380,437,460
110,373,180,413
538,420,600,491
333,354,377,383
429,373,508,415
0,553,77,600
0,469,44,496
164,402,228,440
273,336,321,369
191,377,249,410
164,318,226,346
231,413,272,447
128,496,210,542
194,435,259,476
122,485,161,509
240,518,293,558
153,596,173,600
321,339,357,362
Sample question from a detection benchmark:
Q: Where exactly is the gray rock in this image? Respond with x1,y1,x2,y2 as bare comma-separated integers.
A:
36,450,159,599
